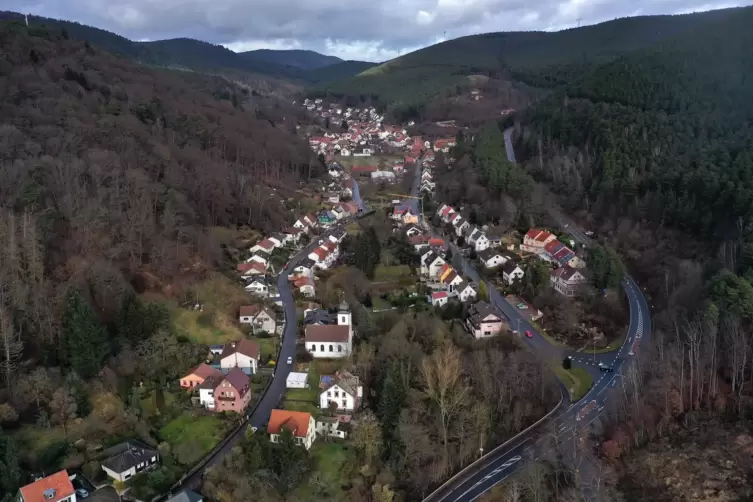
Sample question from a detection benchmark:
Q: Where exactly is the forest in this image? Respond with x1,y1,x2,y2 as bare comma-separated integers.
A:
0,21,325,500
308,7,744,120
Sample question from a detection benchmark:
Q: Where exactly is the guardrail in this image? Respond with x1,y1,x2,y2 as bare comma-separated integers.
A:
423,394,564,502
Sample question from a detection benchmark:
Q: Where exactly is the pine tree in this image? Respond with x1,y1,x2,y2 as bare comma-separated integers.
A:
61,288,110,378
478,281,489,302
377,362,405,471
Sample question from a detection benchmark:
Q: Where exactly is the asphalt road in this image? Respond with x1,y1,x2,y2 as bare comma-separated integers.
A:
423,129,652,502
170,180,367,494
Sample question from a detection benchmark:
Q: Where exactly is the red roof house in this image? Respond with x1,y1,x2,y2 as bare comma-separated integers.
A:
19,470,75,502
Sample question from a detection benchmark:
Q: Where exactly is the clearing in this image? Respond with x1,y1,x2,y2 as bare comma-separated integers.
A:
552,365,593,401
294,442,356,501
159,412,225,465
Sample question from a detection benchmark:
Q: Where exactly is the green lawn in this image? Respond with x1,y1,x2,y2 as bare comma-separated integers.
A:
139,389,177,418
251,335,278,361
159,413,223,458
374,264,413,281
295,442,355,501
552,365,593,402
283,400,319,415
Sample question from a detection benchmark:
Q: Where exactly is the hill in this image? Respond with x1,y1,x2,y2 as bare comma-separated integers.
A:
303,59,379,84
521,5,753,242
240,49,342,69
313,7,744,117
0,11,366,84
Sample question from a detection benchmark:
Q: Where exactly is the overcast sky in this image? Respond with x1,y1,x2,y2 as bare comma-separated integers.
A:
10,0,748,61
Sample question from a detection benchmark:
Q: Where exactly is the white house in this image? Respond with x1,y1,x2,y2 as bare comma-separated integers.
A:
250,239,277,254
305,301,353,358
316,417,348,439
421,251,446,278
248,251,269,266
294,218,309,233
468,228,490,252
244,277,270,298
430,291,448,306
100,441,159,483
286,372,309,389
456,281,477,302
502,262,525,285
466,302,506,339
441,269,465,293
319,370,362,411
219,339,261,375
268,409,317,450
453,217,470,237
239,304,277,334
551,266,588,297
478,249,507,269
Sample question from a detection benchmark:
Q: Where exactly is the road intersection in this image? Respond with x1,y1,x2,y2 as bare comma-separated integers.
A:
421,129,652,502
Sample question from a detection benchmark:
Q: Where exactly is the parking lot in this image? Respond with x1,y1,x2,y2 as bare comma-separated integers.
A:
505,294,543,323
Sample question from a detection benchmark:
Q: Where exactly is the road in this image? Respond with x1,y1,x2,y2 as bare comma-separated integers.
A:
423,129,652,502
169,211,366,494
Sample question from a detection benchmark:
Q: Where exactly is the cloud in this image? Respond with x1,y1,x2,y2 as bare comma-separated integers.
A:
10,0,746,61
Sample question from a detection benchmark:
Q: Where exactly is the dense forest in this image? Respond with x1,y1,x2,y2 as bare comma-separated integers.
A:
0,21,324,499
0,11,368,86
309,7,744,119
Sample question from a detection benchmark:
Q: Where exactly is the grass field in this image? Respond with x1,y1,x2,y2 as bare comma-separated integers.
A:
251,335,278,361
294,442,355,501
552,365,594,402
374,264,413,281
159,413,224,463
139,389,178,418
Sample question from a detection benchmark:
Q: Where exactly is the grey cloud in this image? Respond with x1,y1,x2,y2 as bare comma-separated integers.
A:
8,0,745,60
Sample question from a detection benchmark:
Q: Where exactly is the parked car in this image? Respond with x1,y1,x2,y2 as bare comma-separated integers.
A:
76,489,89,499
525,330,533,338
287,356,293,365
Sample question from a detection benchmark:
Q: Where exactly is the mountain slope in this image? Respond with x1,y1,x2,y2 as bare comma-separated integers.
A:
314,7,744,115
240,49,342,69
0,11,367,84
304,59,378,84
522,6,753,240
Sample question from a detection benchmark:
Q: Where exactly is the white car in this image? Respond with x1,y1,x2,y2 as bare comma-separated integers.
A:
287,356,292,365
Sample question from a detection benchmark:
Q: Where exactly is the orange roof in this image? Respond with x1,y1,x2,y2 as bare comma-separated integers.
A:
19,470,75,502
185,363,223,381
237,261,265,273
429,238,445,247
267,409,312,438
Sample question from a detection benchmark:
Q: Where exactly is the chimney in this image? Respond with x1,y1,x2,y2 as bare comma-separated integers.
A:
43,488,56,500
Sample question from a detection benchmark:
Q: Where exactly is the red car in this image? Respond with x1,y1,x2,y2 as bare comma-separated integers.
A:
525,330,534,338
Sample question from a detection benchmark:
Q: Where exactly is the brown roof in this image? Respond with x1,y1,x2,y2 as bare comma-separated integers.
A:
19,470,75,502
239,305,262,317
220,339,261,360
237,261,265,273
267,409,312,438
305,324,350,343
187,363,223,381
224,367,250,395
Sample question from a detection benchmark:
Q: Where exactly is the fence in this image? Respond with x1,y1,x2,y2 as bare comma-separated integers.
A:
422,394,564,502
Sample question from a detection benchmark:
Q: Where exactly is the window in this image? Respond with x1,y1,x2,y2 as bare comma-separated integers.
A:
342,400,347,407
311,345,316,351
329,344,333,352
320,344,325,352
338,345,343,352
334,391,339,397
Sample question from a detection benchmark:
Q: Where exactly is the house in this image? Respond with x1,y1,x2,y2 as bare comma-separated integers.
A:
468,228,490,252
324,192,340,204
101,441,159,482
318,211,337,227
180,363,223,389
328,228,347,244
248,250,270,266
287,372,309,389
239,304,277,334
294,276,316,297
502,261,525,285
404,223,423,237
244,276,270,298
430,291,449,307
351,165,378,176
466,302,506,339
420,180,436,193
165,489,204,502
441,270,464,293
453,216,470,237
429,237,446,251
478,249,507,269
434,138,456,152
284,227,302,244
293,218,309,232
456,281,477,302
544,239,586,269
487,234,503,248
439,205,457,223
18,470,76,502
421,251,446,278
303,214,318,227
328,165,343,178
421,169,433,182
305,301,353,358
316,416,349,439
319,370,363,412
268,409,317,450
237,261,266,277
211,367,252,413
250,238,277,254
219,339,261,374
269,233,288,247
304,309,331,325
409,234,431,251
522,229,556,252
550,266,588,297
371,170,396,182
294,258,316,277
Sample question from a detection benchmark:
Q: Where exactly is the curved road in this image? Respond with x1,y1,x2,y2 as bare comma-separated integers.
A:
423,129,652,502
168,180,367,494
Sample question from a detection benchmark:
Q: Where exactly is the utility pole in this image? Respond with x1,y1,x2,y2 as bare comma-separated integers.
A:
577,17,582,28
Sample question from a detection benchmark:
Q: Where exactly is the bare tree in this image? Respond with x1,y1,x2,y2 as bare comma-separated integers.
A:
49,387,77,433
0,305,22,395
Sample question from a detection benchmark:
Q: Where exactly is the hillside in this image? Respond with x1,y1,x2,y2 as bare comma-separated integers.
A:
240,49,342,69
521,5,753,242
313,7,744,117
0,11,366,85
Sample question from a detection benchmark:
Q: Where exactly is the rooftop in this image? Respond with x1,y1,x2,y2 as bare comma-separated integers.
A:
19,470,75,502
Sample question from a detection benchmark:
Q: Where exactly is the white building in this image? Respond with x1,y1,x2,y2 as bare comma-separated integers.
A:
286,372,309,389
502,262,525,285
319,370,362,411
268,409,317,450
304,301,354,358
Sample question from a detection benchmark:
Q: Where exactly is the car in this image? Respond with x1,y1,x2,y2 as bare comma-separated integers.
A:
525,330,533,338
517,303,528,310
598,363,614,372
286,356,292,365
76,489,90,499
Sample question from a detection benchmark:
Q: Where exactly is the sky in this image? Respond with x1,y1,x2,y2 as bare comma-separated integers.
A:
9,0,748,62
